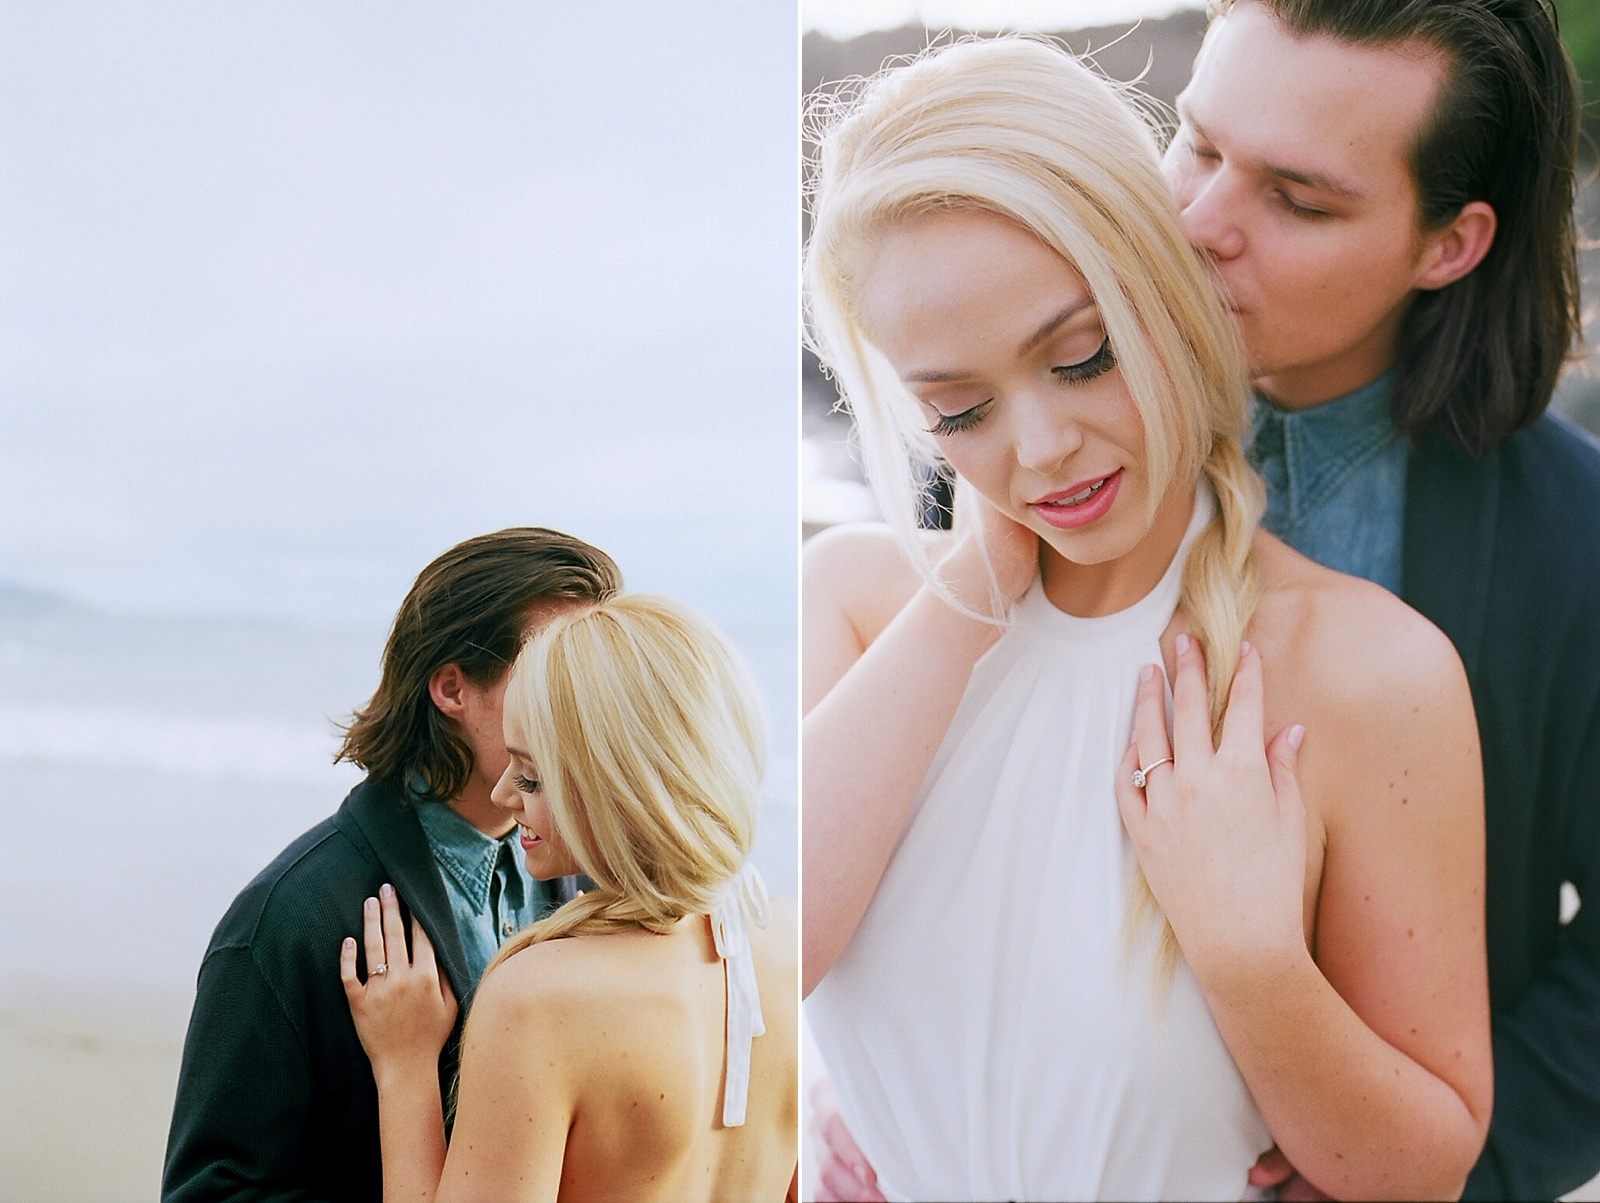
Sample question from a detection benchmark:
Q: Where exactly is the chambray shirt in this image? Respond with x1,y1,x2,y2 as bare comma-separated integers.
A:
414,799,563,986
1250,372,1408,593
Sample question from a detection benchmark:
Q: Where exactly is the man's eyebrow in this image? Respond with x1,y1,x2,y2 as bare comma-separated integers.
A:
1269,162,1366,201
900,297,1097,385
1182,106,1367,202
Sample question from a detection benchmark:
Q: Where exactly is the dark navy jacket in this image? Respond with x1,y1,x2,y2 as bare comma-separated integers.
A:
161,777,578,1203
1403,413,1600,1200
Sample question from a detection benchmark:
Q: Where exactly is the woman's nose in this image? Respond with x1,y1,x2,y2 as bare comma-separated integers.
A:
488,764,520,809
1012,391,1083,475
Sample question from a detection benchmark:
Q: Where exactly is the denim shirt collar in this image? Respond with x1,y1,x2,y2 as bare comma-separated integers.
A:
1252,372,1399,528
413,798,521,912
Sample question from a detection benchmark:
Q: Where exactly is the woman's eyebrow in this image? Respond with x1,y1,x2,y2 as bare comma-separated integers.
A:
901,297,1098,385
1018,297,1096,356
903,366,975,384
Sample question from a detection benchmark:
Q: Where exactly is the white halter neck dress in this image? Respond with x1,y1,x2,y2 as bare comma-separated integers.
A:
806,489,1272,1201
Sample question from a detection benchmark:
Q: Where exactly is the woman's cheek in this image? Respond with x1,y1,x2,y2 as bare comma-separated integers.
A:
943,439,1015,514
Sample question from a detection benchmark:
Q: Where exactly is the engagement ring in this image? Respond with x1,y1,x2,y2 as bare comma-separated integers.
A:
1132,757,1172,789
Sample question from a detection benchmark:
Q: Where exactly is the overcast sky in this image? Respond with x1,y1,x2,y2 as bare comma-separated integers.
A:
0,2,796,630
803,0,1205,37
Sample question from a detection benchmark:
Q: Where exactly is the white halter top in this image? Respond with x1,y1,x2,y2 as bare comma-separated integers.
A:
807,488,1272,1201
709,862,770,1126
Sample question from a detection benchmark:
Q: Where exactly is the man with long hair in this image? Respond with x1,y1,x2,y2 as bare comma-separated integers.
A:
816,2,1600,1198
1164,4,1597,1197
162,528,620,1202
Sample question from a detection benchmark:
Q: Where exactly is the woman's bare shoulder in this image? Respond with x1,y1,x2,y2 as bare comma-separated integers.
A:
755,894,797,948
470,937,610,1026
753,898,799,1001
453,943,612,1115
803,523,950,644
802,523,953,710
1250,532,1478,820
1253,531,1465,700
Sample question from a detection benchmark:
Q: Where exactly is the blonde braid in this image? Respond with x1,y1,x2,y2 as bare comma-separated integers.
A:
1128,433,1264,982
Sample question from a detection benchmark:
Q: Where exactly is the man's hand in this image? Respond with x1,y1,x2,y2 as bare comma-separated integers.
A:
810,1077,885,1202
1250,1145,1332,1201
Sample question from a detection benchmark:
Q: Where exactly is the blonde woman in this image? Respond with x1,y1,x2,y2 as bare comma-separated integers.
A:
340,595,799,1202
803,38,1489,1201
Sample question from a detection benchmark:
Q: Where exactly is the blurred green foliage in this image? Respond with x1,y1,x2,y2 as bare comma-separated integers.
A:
1556,0,1600,144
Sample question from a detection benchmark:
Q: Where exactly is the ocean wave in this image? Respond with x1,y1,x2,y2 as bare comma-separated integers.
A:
0,704,361,786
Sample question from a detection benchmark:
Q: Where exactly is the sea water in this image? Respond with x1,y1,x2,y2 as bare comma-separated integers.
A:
0,590,797,997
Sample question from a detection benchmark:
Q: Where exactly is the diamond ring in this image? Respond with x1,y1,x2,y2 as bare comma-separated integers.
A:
1131,757,1173,789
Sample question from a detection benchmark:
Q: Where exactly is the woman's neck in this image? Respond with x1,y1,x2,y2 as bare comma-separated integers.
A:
1039,480,1198,617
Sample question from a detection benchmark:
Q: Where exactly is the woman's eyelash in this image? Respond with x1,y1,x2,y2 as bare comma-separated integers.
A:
1053,337,1116,384
514,773,541,793
926,337,1116,435
928,400,992,437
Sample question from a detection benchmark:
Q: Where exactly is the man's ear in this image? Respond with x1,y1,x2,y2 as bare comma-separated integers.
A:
428,664,468,717
1415,200,1496,291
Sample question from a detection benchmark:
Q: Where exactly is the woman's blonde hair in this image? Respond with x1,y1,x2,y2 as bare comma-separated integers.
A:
484,594,767,973
803,36,1265,975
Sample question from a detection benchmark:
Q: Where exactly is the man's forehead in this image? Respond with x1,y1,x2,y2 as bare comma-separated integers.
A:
1185,2,1447,193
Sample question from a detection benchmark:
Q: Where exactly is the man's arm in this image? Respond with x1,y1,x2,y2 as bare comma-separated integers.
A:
1464,692,1600,1201
162,945,326,1203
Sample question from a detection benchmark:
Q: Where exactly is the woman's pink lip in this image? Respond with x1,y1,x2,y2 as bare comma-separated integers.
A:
1034,472,1116,505
1030,468,1122,529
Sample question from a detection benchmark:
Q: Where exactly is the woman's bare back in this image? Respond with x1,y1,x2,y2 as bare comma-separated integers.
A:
440,902,798,1203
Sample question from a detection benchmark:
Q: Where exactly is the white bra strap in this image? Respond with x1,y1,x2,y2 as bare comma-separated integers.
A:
709,863,770,1127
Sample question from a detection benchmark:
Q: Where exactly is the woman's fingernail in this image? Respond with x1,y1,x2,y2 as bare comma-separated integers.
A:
1140,663,1155,682
1241,639,1252,656
365,897,377,909
380,883,394,899
1175,633,1191,655
1288,724,1305,751
343,937,354,949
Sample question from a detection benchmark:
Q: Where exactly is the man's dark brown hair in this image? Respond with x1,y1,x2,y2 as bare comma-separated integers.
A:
337,528,621,802
1215,0,1584,456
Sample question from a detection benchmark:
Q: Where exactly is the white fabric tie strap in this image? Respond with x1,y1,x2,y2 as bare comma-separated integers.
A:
709,862,770,1126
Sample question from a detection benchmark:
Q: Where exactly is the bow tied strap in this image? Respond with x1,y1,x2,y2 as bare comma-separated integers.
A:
709,863,770,1126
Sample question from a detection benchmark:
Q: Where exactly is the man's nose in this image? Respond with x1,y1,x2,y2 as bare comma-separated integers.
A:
1176,169,1246,263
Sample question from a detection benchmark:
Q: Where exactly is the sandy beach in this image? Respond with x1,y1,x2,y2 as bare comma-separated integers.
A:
0,976,189,1202
0,603,796,1202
